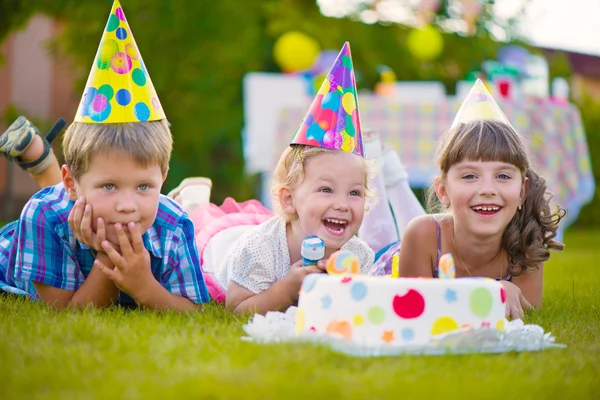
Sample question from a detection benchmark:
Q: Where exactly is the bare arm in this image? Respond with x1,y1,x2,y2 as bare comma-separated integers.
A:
226,262,324,315
510,264,543,308
33,253,119,310
398,215,437,278
133,279,200,313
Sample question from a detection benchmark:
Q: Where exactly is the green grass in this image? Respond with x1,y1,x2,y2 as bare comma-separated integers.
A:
1,230,599,399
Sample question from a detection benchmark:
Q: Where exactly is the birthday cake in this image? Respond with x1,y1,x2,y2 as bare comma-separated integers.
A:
295,252,507,346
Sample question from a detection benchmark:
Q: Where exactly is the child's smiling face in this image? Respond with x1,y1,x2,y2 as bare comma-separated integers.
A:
439,159,526,238
283,151,367,252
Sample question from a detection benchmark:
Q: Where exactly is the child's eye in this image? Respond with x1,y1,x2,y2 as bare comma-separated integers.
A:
349,190,362,197
138,184,150,191
319,187,332,194
462,174,476,180
103,183,115,190
497,173,511,180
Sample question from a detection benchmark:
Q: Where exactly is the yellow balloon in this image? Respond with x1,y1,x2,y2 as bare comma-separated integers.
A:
407,25,444,61
274,31,320,72
342,92,356,114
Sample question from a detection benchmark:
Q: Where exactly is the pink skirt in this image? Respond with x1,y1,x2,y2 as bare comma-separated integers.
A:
189,198,273,303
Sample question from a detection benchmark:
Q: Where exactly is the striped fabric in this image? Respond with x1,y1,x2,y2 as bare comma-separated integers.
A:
0,182,210,305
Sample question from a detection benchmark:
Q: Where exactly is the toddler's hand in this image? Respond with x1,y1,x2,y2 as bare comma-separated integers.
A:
501,280,533,319
283,260,326,303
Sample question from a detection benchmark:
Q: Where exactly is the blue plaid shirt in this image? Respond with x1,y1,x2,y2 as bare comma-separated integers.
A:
0,183,210,305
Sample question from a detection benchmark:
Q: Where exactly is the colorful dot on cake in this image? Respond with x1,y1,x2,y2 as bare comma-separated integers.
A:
431,316,459,336
500,286,506,303
321,295,332,309
496,319,505,331
353,314,365,326
381,330,395,344
301,274,319,293
392,289,425,319
401,327,415,342
444,288,458,303
295,308,305,334
438,253,456,279
469,287,493,317
350,281,367,301
326,320,352,340
367,306,385,324
326,250,361,276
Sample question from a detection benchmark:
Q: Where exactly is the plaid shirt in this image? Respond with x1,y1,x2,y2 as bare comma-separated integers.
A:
0,183,210,305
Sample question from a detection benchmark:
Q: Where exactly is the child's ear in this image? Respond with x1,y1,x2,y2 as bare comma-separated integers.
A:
520,175,529,207
433,177,450,207
162,167,169,183
279,187,296,215
61,165,78,201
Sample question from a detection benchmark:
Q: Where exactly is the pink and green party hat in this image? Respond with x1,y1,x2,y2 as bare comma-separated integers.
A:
290,42,364,157
74,0,165,123
450,79,512,130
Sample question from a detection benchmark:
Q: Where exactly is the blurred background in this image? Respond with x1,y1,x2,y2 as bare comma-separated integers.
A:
0,0,597,233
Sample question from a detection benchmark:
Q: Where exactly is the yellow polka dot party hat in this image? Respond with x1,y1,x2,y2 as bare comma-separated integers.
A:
450,79,512,130
74,0,165,123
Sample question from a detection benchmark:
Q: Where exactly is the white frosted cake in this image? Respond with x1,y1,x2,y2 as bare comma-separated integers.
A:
296,275,506,346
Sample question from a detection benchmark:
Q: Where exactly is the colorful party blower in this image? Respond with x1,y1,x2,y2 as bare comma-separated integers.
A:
450,79,512,131
290,42,364,157
438,253,456,279
74,0,165,123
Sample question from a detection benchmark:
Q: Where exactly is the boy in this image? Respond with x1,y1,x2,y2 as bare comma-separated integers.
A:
0,0,209,311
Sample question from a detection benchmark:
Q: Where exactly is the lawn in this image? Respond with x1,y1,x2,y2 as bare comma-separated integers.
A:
1,229,599,399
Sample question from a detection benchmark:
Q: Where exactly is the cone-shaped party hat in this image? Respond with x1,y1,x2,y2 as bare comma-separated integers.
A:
450,79,512,130
290,42,364,157
74,0,165,123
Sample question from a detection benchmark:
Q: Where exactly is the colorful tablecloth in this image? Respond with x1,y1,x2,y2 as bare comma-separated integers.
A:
275,95,595,228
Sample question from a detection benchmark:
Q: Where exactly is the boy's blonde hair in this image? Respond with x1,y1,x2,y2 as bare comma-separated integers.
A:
63,120,172,179
271,144,377,222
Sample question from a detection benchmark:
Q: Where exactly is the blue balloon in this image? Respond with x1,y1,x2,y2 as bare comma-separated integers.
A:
306,123,325,142
321,92,341,110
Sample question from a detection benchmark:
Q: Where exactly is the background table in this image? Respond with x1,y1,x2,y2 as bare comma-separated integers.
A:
273,95,595,229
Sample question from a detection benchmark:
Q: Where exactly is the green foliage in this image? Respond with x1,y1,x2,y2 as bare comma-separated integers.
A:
1,228,599,398
0,0,595,219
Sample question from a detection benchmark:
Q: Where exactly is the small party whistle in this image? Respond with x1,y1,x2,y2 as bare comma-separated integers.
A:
438,253,456,279
301,236,325,267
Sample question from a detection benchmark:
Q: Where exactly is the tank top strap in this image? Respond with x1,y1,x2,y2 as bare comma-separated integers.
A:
431,215,442,278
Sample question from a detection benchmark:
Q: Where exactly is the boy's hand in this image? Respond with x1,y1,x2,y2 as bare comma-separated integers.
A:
501,280,533,319
282,260,326,303
68,197,117,253
95,221,155,300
